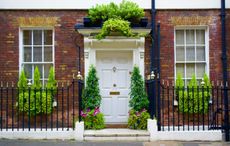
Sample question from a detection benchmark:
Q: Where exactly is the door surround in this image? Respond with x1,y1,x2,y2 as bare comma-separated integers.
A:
84,37,145,78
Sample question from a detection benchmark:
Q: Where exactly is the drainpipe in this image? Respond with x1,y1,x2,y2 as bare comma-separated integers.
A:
150,0,156,72
221,0,229,141
147,0,156,119
151,0,156,73
221,0,228,83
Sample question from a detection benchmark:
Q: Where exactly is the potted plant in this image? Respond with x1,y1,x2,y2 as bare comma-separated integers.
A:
96,18,133,40
82,65,105,129
128,66,150,130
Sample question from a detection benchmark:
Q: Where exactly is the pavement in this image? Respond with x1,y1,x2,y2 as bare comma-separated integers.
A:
0,140,230,146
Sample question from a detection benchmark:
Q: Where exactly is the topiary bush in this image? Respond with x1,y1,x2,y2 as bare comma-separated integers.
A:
82,65,102,110
81,66,105,129
129,66,149,111
18,66,55,116
128,66,150,129
176,74,211,114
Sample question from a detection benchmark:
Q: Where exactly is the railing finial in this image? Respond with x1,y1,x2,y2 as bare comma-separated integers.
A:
201,78,205,86
150,71,155,80
77,71,83,80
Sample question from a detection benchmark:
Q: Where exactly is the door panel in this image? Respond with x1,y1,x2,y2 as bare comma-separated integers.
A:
97,51,132,123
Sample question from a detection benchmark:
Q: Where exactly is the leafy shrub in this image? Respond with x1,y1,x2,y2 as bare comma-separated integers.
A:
82,65,101,110
81,107,105,129
96,18,133,40
129,66,149,111
118,0,144,22
88,0,144,22
46,66,57,95
88,0,145,39
176,74,211,114
88,2,119,22
128,109,150,129
18,66,56,116
17,69,28,90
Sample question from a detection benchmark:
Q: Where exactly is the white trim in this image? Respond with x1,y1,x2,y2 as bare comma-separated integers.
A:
0,0,229,10
84,37,145,78
174,26,209,84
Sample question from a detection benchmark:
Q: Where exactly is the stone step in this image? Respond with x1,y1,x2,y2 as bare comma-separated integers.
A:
84,128,150,141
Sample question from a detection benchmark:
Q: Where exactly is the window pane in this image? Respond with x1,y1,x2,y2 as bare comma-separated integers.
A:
33,47,42,62
186,30,194,44
44,64,52,78
24,64,32,79
196,63,205,78
23,30,32,45
44,47,52,62
44,30,53,45
196,30,205,45
33,30,42,45
34,64,43,78
186,46,195,61
24,47,32,62
176,64,184,77
176,46,185,61
186,64,195,78
176,30,184,45
197,46,205,61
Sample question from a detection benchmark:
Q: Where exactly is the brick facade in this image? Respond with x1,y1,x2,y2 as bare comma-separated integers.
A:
0,10,229,83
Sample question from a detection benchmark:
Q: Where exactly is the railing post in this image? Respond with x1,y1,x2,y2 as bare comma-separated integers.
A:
224,82,229,141
146,71,156,119
77,72,84,122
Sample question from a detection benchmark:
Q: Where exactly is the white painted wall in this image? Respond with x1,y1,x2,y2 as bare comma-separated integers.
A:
0,0,229,10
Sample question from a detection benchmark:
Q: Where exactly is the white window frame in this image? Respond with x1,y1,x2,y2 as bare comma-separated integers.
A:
174,26,209,85
19,28,55,86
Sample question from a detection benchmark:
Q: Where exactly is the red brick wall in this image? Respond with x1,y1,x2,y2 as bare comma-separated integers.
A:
0,10,86,83
0,9,229,83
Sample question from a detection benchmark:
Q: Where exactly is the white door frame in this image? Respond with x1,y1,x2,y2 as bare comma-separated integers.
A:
84,37,145,78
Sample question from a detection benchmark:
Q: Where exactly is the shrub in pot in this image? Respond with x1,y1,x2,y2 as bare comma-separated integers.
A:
128,66,150,129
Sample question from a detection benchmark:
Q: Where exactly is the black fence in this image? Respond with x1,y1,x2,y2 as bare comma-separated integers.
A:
0,79,83,131
159,82,224,131
147,80,230,133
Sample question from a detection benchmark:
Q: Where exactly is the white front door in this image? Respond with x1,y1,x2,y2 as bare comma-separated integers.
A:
96,51,132,123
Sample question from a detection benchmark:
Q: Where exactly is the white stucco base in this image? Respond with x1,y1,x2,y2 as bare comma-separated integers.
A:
0,121,85,141
147,119,222,141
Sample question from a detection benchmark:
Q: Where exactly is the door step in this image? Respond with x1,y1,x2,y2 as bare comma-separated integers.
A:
84,128,150,141
106,124,128,128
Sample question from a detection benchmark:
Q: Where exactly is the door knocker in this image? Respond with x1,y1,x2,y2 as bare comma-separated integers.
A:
113,66,116,72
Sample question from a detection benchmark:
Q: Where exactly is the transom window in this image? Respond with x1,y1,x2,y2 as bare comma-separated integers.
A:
175,28,208,85
20,29,54,85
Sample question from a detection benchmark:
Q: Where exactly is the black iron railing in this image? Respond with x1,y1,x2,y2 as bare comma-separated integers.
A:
147,80,230,133
0,78,83,131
